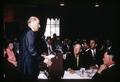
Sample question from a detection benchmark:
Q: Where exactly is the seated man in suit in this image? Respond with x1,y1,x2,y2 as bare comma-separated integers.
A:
64,42,86,74
92,48,120,82
84,39,102,69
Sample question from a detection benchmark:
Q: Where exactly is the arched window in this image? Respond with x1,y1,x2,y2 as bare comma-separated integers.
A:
44,18,60,38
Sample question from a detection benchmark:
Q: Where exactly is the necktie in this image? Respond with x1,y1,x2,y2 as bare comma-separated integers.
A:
48,45,53,54
93,49,96,56
76,56,79,67
91,49,95,57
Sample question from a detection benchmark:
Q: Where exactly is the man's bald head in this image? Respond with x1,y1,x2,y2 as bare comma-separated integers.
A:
27,16,40,32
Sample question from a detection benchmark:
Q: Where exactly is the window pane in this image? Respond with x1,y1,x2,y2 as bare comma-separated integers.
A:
56,28,60,36
56,24,60,28
56,31,60,36
45,25,50,37
51,27,55,32
46,25,50,31
55,18,57,24
51,24,55,28
56,18,60,24
47,18,50,24
51,18,55,24
45,18,60,38
56,27,59,32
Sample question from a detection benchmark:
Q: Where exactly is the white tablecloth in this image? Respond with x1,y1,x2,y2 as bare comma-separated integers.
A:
62,70,91,79
38,69,97,79
38,71,48,79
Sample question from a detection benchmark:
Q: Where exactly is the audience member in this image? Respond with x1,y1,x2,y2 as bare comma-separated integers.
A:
64,42,86,73
85,39,101,68
92,48,120,82
4,40,18,80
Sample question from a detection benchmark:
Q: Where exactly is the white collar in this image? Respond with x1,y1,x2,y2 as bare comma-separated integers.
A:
108,64,115,68
85,48,90,52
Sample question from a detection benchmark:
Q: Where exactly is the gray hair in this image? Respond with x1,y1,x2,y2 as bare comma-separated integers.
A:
27,16,39,24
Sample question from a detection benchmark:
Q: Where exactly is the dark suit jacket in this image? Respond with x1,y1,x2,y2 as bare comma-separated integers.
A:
62,44,70,54
19,27,41,78
35,34,48,55
64,52,86,70
92,64,120,82
84,48,102,68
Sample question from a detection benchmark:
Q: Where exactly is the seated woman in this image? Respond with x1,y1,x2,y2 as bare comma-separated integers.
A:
4,40,18,79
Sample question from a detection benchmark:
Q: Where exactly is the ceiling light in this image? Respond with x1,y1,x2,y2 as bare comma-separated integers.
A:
94,4,100,7
60,3,64,6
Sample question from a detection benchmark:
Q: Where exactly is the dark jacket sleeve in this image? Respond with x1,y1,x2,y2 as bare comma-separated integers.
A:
92,72,102,82
26,30,37,56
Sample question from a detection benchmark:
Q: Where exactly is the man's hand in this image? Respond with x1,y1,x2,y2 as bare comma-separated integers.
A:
97,64,107,74
67,68,75,74
43,58,52,67
14,62,17,67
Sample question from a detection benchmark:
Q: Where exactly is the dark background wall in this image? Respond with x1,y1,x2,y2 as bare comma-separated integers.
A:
3,0,118,46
